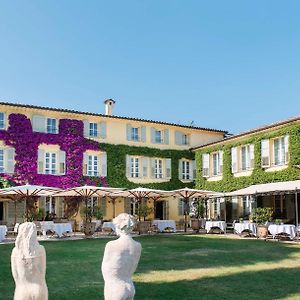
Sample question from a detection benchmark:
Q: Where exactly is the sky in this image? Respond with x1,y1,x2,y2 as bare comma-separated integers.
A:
0,1,300,134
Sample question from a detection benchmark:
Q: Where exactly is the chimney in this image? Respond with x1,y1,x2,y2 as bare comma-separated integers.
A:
104,99,116,116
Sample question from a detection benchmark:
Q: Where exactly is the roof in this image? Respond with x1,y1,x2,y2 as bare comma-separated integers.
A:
0,101,227,133
225,180,300,197
191,115,300,151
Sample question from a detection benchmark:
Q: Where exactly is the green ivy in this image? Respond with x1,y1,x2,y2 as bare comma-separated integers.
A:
100,143,195,190
195,123,300,192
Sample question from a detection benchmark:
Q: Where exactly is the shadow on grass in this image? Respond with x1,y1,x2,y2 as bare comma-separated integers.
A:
135,267,300,300
135,234,300,273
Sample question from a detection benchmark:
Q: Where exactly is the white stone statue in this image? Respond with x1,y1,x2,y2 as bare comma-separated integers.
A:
11,222,48,300
101,213,142,300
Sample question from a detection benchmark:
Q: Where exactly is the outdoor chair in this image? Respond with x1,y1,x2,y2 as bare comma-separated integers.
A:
102,227,114,235
148,224,159,234
33,221,43,236
6,223,19,237
208,226,224,234
176,219,185,231
162,226,175,233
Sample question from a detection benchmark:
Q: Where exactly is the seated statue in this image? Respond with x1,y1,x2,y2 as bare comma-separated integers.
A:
101,213,142,300
11,222,48,300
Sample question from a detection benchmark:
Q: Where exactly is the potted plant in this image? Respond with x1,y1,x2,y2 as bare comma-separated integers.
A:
136,204,153,234
250,207,273,238
190,199,205,233
80,205,103,236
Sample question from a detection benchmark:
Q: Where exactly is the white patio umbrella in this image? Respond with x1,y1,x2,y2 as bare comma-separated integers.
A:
0,184,62,222
111,187,168,221
54,186,124,223
169,187,223,232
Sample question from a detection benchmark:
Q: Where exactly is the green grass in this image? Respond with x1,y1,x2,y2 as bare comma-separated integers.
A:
1,235,300,299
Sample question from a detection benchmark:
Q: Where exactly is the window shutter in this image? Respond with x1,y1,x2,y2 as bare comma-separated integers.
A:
100,197,107,216
99,121,107,139
219,151,223,175
39,197,46,211
58,150,66,175
150,158,155,178
178,199,184,215
32,115,46,132
165,158,171,179
250,144,255,168
126,125,132,141
83,120,89,137
175,131,182,145
151,128,155,143
261,139,270,167
1,112,6,129
140,126,146,142
5,147,15,174
142,157,148,178
202,153,210,177
231,147,238,173
126,155,131,177
100,152,107,177
83,152,88,175
284,135,289,163
124,197,131,214
178,159,183,180
38,149,45,174
164,129,169,144
192,160,196,180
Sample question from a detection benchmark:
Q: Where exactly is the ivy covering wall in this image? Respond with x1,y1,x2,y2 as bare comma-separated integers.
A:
195,123,300,192
0,113,195,189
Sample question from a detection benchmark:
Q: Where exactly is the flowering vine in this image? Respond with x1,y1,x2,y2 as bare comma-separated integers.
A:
0,113,108,188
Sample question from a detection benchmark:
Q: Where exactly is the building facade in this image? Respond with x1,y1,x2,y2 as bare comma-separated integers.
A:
193,117,300,223
0,100,225,224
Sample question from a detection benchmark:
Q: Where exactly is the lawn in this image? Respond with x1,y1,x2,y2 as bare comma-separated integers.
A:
1,235,300,300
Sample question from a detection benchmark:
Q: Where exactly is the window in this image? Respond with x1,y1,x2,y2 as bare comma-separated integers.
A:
155,130,162,143
89,123,98,137
0,113,5,129
182,160,190,180
175,131,189,145
261,136,289,168
131,127,139,141
273,137,287,166
155,159,163,178
45,197,56,214
231,145,254,173
83,151,107,177
46,118,57,134
38,147,65,175
0,150,4,173
212,152,222,176
87,197,98,212
88,155,98,176
182,134,189,145
45,152,57,174
130,157,140,178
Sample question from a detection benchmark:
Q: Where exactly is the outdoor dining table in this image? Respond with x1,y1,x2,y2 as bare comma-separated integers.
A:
0,225,7,242
234,222,257,236
102,222,116,232
268,224,296,240
40,221,55,236
151,220,176,232
205,221,226,233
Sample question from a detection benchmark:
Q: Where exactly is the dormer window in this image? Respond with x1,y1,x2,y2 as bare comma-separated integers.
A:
46,118,57,134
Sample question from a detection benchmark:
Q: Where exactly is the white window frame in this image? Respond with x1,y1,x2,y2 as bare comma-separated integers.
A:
212,151,222,176
182,134,189,145
89,122,98,137
155,159,163,179
45,197,56,214
154,130,163,143
130,157,140,178
182,160,191,180
0,149,4,173
131,127,139,141
46,118,57,134
273,136,286,166
87,155,99,176
241,145,251,171
44,152,57,174
0,113,5,129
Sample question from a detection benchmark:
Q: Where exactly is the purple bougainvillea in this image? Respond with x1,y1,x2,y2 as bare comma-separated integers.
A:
0,113,108,188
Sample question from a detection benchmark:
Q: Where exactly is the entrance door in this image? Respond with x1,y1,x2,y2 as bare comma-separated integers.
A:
155,201,164,220
0,202,3,221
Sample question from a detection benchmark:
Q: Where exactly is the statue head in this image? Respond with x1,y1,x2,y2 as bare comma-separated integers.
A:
15,222,40,258
113,213,136,236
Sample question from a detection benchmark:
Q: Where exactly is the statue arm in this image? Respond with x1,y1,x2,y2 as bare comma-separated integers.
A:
11,248,19,282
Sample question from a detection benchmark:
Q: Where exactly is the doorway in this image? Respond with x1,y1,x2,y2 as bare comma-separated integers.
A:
155,201,164,220
0,202,3,221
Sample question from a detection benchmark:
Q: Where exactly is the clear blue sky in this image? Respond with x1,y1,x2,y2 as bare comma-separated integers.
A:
0,1,300,134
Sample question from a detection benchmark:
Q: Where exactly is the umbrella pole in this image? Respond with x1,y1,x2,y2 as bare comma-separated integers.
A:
184,197,188,233
85,197,88,224
224,197,227,234
295,190,298,228
112,198,116,219
14,200,17,224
